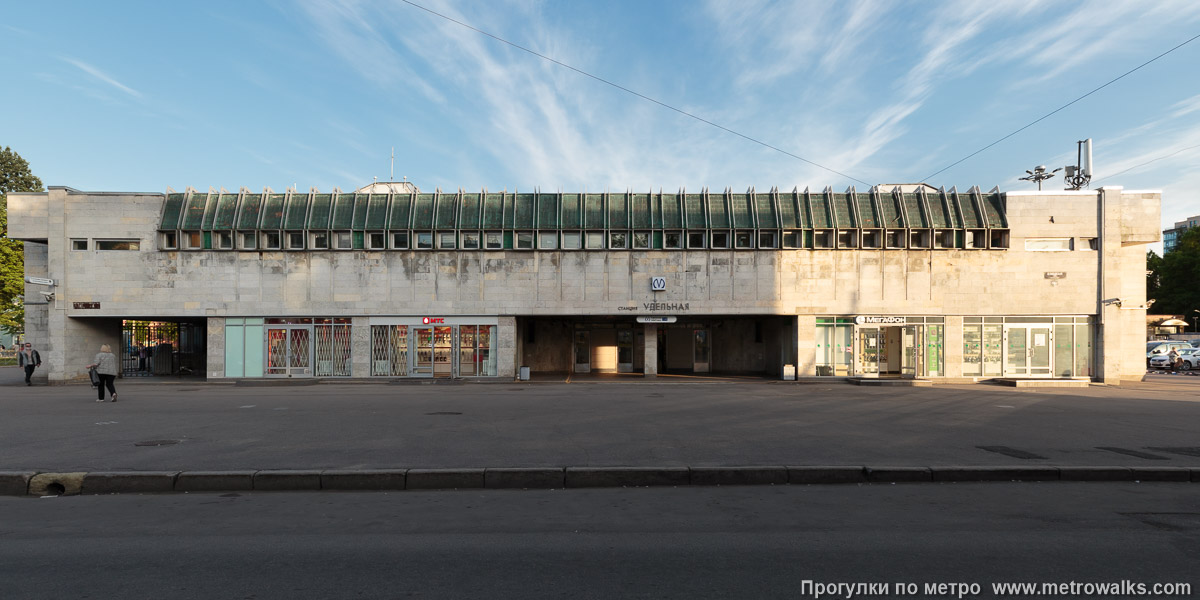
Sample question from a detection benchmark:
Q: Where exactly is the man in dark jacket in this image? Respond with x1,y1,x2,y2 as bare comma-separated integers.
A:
18,343,42,386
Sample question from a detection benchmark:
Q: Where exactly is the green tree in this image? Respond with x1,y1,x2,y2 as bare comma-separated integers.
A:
1,146,44,335
1148,227,1200,325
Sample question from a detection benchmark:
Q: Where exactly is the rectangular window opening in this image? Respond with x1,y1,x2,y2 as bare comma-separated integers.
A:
159,234,175,250
990,230,1010,249
391,232,410,250
516,231,535,250
415,232,433,250
240,232,257,250
758,231,777,249
836,230,858,249
368,232,386,250
814,230,833,249
688,232,706,249
96,239,141,251
1024,238,1073,251
632,231,651,250
608,232,628,250
885,230,905,249
861,230,882,249
734,231,753,249
562,231,582,250
909,230,930,249
540,231,560,250
1081,237,1099,250
263,232,282,250
461,231,480,250
310,232,330,250
664,231,682,249
287,232,305,250
485,232,504,250
71,238,89,251
585,231,605,250
217,231,234,250
711,231,730,249
438,232,457,249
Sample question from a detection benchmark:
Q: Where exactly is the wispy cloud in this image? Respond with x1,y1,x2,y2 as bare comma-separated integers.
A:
60,57,142,99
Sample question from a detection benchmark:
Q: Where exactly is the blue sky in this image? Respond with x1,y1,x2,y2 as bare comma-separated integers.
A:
2,0,1199,237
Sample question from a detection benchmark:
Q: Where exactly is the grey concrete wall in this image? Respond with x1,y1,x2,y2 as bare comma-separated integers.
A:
521,320,572,372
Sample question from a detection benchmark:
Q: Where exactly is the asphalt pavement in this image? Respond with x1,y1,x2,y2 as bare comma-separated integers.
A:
2,366,1199,473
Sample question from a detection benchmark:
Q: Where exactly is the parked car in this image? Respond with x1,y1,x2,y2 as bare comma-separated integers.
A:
1149,346,1200,371
1147,341,1193,368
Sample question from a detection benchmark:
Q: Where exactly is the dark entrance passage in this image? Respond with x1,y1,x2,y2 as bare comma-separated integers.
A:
121,320,205,377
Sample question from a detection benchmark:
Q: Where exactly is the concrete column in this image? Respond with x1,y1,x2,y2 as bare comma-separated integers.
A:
643,323,658,377
944,315,963,379
351,317,370,378
1097,187,1122,385
497,316,517,378
206,317,225,379
796,315,817,376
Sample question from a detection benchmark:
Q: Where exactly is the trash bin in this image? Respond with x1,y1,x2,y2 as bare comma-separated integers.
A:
782,364,796,381
519,366,530,381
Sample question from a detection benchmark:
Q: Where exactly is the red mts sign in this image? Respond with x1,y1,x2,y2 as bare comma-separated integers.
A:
422,317,445,324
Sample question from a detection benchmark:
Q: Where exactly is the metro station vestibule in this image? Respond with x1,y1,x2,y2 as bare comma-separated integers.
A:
516,316,792,376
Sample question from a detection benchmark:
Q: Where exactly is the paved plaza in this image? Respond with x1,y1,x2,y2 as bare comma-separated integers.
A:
2,366,1198,473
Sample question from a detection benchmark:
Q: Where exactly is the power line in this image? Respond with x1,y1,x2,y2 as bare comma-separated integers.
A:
922,31,1200,183
1093,143,1200,184
399,0,872,186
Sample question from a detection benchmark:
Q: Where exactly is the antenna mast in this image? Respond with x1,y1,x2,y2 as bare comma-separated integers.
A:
390,147,395,181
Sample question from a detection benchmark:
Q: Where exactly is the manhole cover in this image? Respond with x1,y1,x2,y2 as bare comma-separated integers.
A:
426,412,463,416
134,439,181,447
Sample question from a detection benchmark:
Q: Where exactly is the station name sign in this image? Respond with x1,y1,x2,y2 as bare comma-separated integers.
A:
642,302,690,312
74,302,101,310
854,315,905,324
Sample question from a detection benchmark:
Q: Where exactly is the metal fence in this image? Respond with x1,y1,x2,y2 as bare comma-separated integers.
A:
121,321,205,377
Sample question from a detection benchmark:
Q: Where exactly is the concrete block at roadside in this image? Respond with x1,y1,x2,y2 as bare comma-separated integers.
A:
1128,467,1192,482
788,466,866,484
0,471,35,496
322,470,407,490
866,467,932,483
566,467,690,488
28,473,86,496
931,466,1059,482
407,469,485,490
690,466,788,486
176,471,256,492
1058,467,1132,482
254,470,323,491
83,471,179,494
484,468,564,489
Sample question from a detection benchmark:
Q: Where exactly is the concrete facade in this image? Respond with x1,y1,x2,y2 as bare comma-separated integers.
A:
6,186,1160,384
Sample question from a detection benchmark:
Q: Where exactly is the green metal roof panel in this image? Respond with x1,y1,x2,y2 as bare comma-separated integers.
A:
537,194,559,228
201,194,219,230
387,194,412,230
684,194,705,229
502,193,516,229
331,193,355,229
984,193,1007,227
756,194,777,228
959,192,983,228
903,194,928,228
631,194,652,229
482,193,504,229
213,193,239,230
366,194,388,229
514,193,535,229
778,192,799,228
661,194,682,229
180,193,207,229
411,194,435,229
237,194,263,229
831,194,854,227
284,193,310,230
855,194,878,228
308,194,332,229
707,194,728,229
435,194,458,229
878,192,902,228
560,194,581,229
728,194,751,228
352,194,370,229
260,194,286,229
459,194,481,229
609,194,628,229
927,192,952,228
808,193,831,228
160,193,185,229
584,194,605,229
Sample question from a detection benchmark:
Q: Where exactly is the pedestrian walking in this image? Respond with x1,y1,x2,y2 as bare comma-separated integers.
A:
86,344,119,402
1168,347,1181,372
18,343,41,386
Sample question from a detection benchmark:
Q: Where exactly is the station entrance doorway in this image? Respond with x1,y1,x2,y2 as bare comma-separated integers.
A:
856,325,921,378
657,326,711,374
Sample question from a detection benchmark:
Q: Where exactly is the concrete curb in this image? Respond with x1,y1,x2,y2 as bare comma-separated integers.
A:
4,466,1199,496
83,471,179,495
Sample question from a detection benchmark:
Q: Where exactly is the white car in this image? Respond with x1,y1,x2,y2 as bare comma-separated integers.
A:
1149,347,1200,370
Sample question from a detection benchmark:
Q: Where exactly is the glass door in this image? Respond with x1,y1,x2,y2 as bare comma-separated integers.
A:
574,330,590,373
433,326,454,377
459,326,478,377
412,327,434,377
858,327,880,377
693,328,710,373
266,326,312,377
901,325,923,378
617,329,634,373
1005,325,1052,377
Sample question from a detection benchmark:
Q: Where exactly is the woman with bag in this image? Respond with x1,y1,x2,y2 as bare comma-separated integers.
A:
85,344,119,402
